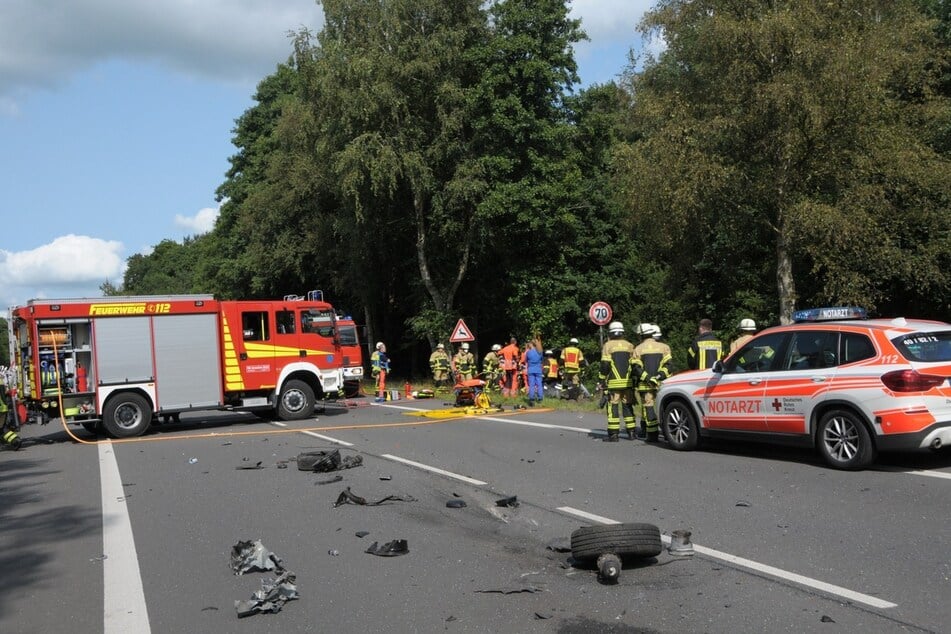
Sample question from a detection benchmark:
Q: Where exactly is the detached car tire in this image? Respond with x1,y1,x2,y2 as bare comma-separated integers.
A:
570,523,663,562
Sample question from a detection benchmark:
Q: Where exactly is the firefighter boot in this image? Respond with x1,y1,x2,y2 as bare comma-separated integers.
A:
646,431,659,443
603,430,619,442
626,428,636,441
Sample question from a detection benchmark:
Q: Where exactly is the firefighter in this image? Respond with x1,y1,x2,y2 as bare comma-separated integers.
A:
687,318,723,370
370,342,390,402
499,337,520,396
730,318,757,354
542,349,560,395
482,344,502,392
429,343,451,391
452,342,476,382
560,337,587,399
598,321,642,441
634,323,672,442
0,375,22,450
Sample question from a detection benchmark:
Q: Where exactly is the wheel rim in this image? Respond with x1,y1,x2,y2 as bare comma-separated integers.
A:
822,415,859,462
115,403,143,430
667,405,690,444
282,388,306,414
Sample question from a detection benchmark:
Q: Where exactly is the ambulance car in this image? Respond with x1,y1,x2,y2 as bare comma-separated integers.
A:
656,307,951,469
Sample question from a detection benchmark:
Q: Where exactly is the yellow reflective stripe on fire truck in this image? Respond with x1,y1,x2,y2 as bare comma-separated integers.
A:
243,343,332,358
221,314,245,390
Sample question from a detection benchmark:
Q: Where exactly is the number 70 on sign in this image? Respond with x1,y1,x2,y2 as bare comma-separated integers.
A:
588,301,612,326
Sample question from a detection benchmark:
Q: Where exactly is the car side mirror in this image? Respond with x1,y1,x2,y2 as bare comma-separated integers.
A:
712,360,724,374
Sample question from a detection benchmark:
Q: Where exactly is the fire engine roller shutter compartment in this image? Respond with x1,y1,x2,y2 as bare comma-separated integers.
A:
152,314,222,409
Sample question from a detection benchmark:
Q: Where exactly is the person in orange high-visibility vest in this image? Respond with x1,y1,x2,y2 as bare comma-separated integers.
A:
542,350,560,393
499,337,520,397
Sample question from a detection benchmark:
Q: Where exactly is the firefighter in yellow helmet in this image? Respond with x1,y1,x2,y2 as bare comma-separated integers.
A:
429,343,451,391
452,342,476,382
598,321,643,441
634,323,672,442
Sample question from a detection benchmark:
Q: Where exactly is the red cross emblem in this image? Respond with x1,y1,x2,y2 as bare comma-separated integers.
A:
771,398,782,412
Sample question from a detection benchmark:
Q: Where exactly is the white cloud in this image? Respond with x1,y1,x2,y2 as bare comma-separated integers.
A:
0,0,324,99
0,235,125,286
175,204,221,235
569,0,655,41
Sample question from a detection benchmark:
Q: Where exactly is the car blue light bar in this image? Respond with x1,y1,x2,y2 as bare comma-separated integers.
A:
792,306,867,322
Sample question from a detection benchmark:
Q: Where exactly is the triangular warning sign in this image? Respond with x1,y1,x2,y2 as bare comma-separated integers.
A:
449,318,475,342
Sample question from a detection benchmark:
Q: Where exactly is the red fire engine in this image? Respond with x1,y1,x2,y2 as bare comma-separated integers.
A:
7,291,363,438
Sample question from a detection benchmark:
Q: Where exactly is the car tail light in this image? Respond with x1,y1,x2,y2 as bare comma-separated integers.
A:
880,370,946,392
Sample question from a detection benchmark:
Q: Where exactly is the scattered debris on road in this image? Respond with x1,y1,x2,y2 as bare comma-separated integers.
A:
668,529,694,557
297,449,363,472
495,496,519,508
475,584,544,594
446,499,467,508
230,539,284,575
315,474,344,486
235,461,264,470
365,539,409,557
334,487,417,508
235,571,299,618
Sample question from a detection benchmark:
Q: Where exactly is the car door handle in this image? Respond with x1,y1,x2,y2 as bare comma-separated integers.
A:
747,379,761,385
811,376,827,382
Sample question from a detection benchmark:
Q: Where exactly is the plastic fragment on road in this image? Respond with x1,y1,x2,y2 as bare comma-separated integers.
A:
235,461,264,470
315,474,344,486
474,584,544,594
668,529,695,557
296,449,363,472
333,487,417,508
364,539,409,557
234,571,299,618
495,496,519,508
355,531,370,538
446,499,467,508
230,539,285,575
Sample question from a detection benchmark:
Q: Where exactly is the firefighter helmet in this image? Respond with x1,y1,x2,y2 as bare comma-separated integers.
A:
375,341,384,350
491,344,501,351
608,321,624,335
636,323,654,336
740,318,757,331
545,349,553,355
461,342,469,350
569,337,579,344
436,343,444,349
651,324,662,339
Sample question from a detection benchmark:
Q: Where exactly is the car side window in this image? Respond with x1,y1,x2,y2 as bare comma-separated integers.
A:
841,333,876,364
724,332,786,373
783,331,839,370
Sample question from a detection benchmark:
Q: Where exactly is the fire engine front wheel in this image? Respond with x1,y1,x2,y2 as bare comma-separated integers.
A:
102,393,153,438
278,380,315,421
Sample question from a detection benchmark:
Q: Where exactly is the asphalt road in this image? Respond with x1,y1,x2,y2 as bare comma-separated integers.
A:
2,395,950,633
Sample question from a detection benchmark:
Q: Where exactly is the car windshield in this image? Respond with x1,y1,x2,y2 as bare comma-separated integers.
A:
893,331,951,362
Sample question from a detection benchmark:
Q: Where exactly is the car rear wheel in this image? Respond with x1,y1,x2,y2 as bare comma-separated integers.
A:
816,409,876,470
662,400,699,451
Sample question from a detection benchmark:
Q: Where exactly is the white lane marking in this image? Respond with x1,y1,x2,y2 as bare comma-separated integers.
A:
269,421,354,446
877,467,951,481
99,442,152,633
381,454,488,485
476,416,597,434
556,506,896,610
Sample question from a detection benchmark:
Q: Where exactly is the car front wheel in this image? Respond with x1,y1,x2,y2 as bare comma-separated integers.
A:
816,409,876,470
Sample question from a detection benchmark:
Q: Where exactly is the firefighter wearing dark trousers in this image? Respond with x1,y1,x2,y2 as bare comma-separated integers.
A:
430,343,451,391
542,350,559,392
598,321,642,442
482,344,502,392
370,342,390,402
634,323,672,442
687,318,723,370
452,342,475,382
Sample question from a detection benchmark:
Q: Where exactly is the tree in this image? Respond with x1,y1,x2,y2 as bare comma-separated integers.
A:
615,0,951,322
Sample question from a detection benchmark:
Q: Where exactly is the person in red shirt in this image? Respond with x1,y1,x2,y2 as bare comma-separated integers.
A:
499,337,520,397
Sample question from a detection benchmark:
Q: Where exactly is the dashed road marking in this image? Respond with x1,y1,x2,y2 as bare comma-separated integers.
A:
381,453,488,485
556,506,897,610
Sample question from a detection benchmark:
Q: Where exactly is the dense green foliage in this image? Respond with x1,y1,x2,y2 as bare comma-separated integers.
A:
117,0,951,374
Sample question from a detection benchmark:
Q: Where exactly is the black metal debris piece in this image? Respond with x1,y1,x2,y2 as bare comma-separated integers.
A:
355,531,370,538
446,499,467,509
234,571,299,618
495,496,519,508
297,450,363,472
230,539,285,575
474,585,544,594
333,487,417,508
315,475,344,486
365,539,409,557
236,461,264,470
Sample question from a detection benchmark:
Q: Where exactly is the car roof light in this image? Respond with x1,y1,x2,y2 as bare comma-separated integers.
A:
792,306,867,322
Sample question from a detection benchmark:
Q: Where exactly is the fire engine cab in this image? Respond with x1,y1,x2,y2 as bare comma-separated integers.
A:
7,291,363,438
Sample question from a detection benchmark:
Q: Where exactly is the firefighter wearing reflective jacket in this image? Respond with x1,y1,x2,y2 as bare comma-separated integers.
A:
598,321,642,442
452,343,475,382
687,318,723,370
560,338,586,386
542,350,559,391
429,343,451,391
371,342,390,402
634,323,672,442
482,344,502,391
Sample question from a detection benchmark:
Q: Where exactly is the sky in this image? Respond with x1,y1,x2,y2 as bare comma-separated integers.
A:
0,0,658,310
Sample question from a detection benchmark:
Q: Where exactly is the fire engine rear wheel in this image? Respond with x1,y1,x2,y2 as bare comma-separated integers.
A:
662,399,700,451
817,409,876,470
102,393,152,438
278,380,315,421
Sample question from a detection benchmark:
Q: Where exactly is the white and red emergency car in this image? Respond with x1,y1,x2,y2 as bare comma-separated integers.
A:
656,307,951,469
7,291,363,437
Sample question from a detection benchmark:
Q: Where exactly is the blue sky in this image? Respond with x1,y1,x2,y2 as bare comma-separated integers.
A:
0,0,658,310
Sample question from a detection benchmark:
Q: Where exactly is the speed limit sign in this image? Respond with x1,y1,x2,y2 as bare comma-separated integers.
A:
589,301,612,326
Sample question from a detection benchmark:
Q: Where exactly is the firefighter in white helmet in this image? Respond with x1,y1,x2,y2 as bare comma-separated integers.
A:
634,323,672,442
370,341,390,402
598,321,642,441
482,344,502,391
560,337,587,399
429,343,451,392
730,318,758,355
452,342,476,382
